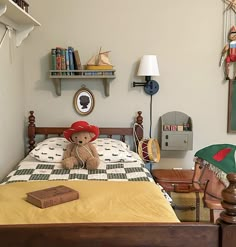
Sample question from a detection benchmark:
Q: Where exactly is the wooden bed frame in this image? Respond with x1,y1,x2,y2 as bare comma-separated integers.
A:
0,110,236,247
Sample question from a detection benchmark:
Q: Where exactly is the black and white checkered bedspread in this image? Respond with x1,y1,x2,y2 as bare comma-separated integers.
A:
1,156,154,184
0,156,173,203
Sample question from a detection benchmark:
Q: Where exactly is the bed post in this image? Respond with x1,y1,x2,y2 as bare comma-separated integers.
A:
218,173,236,247
28,111,36,152
135,111,143,142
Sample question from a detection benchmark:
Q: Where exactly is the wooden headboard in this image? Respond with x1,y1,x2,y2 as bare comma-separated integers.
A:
27,110,144,153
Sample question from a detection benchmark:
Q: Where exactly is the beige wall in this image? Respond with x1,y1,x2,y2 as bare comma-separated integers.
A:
1,0,234,180
24,0,235,169
0,26,25,180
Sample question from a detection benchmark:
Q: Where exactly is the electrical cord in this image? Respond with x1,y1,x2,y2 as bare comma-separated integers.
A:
149,95,153,138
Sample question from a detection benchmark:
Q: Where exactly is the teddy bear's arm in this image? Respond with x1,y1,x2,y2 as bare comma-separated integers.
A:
88,143,99,158
63,143,75,159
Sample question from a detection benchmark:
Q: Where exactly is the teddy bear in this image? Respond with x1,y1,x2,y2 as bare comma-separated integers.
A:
62,121,100,170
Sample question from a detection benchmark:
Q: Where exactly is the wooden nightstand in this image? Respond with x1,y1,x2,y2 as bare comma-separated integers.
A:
151,169,202,222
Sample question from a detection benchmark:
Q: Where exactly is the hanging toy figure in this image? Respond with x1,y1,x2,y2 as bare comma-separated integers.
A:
220,26,236,80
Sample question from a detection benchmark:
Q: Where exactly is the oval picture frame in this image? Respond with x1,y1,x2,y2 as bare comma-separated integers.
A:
73,88,95,115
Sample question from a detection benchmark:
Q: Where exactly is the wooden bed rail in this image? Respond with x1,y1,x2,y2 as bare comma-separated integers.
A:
28,110,144,152
0,223,220,247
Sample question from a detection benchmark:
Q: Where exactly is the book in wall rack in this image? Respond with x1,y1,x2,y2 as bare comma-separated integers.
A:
49,69,116,97
0,0,41,47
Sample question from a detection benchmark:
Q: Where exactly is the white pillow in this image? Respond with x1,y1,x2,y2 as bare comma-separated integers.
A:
30,137,136,163
29,137,69,162
92,138,137,163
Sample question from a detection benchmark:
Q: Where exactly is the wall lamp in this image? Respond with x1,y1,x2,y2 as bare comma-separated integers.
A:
133,55,160,95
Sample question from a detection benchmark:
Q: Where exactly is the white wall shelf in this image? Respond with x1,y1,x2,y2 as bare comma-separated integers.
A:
49,70,116,97
0,0,41,47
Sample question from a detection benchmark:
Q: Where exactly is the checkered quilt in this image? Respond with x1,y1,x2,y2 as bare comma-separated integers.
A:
1,155,154,184
0,155,172,203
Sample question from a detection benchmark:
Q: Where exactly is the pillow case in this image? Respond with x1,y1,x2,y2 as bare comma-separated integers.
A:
92,138,137,163
29,137,69,162
30,137,136,163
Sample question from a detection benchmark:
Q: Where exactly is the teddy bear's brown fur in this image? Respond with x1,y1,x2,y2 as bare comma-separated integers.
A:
62,131,100,170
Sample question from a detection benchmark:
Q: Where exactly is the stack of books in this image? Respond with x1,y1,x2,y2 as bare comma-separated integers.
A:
51,46,82,76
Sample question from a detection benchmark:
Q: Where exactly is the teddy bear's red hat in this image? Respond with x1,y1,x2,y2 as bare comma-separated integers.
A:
63,121,99,142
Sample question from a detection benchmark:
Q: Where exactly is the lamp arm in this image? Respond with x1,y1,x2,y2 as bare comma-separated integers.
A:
133,81,146,87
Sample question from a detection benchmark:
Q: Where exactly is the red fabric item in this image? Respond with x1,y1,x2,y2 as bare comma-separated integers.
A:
64,121,99,143
213,148,232,162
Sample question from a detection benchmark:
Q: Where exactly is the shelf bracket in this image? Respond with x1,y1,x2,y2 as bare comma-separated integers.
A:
0,4,6,16
103,78,110,97
16,24,34,47
52,78,61,96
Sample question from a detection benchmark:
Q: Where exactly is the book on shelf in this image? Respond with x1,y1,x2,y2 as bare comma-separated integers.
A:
51,48,56,75
60,48,66,75
73,50,82,71
26,185,79,208
65,48,70,75
68,46,75,75
56,47,62,75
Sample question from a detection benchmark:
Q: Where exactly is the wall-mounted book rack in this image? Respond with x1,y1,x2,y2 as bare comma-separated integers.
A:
49,69,116,97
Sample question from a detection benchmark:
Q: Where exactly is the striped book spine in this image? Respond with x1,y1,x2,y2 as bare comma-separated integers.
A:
60,48,66,75
56,47,62,75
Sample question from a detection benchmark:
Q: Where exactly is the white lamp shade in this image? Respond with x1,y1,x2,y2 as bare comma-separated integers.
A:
137,55,160,76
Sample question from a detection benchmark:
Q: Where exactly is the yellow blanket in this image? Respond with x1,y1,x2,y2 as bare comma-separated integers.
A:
0,181,179,224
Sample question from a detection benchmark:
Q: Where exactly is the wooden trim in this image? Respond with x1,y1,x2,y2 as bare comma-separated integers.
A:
27,111,144,152
0,223,220,247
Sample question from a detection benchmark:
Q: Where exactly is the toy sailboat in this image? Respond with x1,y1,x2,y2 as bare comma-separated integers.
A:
86,48,113,70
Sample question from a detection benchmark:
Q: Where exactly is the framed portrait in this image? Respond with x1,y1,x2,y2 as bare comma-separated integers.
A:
73,87,95,115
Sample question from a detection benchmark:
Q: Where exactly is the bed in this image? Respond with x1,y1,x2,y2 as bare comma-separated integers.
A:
0,111,236,247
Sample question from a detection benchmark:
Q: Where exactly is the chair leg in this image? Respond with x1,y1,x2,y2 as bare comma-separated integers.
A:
195,192,200,222
210,209,223,223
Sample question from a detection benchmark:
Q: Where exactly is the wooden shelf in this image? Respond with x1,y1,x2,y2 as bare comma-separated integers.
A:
49,69,116,97
0,0,41,47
